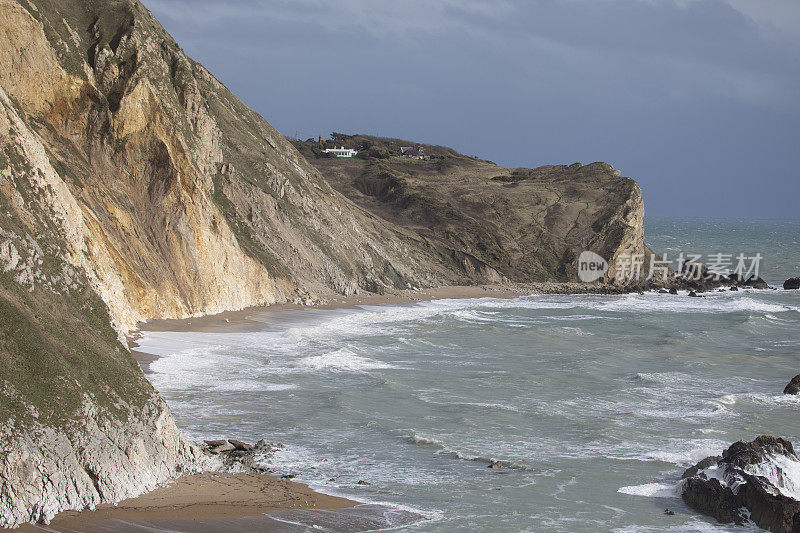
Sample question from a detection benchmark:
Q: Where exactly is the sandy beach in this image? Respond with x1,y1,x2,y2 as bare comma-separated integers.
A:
17,473,416,532
133,282,617,336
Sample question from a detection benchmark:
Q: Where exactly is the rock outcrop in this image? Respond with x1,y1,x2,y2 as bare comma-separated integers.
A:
681,436,800,532
785,278,800,290
784,375,800,395
745,276,769,289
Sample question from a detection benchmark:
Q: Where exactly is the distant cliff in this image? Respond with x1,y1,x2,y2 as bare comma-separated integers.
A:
0,0,649,527
293,134,647,283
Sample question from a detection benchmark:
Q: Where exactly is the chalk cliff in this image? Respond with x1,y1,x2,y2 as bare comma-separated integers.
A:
0,0,650,527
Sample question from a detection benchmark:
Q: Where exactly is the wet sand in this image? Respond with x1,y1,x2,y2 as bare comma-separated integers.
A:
17,473,420,532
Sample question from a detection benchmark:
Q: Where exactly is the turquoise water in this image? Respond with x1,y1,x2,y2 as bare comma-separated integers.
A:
138,219,800,532
645,218,800,285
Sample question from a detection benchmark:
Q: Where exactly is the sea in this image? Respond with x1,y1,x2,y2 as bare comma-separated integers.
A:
137,218,800,532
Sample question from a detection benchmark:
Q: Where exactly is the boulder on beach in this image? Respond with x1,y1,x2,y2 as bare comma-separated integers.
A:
688,291,699,297
668,287,678,295
681,436,800,532
784,375,800,395
784,277,800,290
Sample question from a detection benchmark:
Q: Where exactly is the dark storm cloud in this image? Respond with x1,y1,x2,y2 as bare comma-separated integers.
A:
143,0,800,219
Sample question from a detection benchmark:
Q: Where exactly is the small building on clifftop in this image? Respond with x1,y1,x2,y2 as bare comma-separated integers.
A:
323,146,359,158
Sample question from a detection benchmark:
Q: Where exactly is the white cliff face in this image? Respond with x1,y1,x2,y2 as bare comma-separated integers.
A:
0,385,219,527
0,0,289,336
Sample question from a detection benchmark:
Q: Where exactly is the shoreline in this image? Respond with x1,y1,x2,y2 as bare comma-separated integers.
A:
16,472,425,532
111,282,617,531
132,282,627,337
128,283,622,370
18,473,357,531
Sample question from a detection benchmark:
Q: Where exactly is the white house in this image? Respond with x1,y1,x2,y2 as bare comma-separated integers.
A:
324,146,359,158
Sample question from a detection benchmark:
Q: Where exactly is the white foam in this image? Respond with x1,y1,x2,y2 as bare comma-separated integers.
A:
296,348,397,372
618,482,679,498
742,393,800,406
745,452,800,500
560,326,593,336
596,292,796,314
637,439,730,466
411,434,446,447
636,371,692,385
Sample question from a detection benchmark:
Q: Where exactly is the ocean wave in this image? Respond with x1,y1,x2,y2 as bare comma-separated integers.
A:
439,449,534,471
635,372,692,384
560,326,593,336
596,293,797,314
410,434,446,447
296,348,397,372
638,439,729,466
408,432,533,471
617,482,679,498
208,380,296,392
733,392,800,406
415,392,522,413
613,520,750,532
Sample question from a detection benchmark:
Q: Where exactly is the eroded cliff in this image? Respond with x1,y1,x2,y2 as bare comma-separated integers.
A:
0,0,651,527
294,134,647,283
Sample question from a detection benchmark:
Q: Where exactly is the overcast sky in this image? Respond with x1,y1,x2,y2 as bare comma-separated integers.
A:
144,0,800,219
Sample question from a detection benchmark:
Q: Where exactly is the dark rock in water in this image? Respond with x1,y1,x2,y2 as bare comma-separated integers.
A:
281,474,297,479
688,291,699,297
784,375,800,395
669,287,678,295
681,436,800,532
204,439,227,447
254,439,268,450
728,272,744,284
730,286,739,291
664,509,675,516
681,455,721,479
658,289,668,294
745,276,768,289
228,439,253,452
357,480,371,485
785,277,800,290
682,476,743,524
488,460,504,470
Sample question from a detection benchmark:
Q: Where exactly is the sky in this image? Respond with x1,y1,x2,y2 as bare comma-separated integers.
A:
144,0,800,219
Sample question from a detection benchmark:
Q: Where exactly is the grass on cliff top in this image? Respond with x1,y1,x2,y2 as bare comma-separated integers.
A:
0,142,153,433
0,278,154,432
